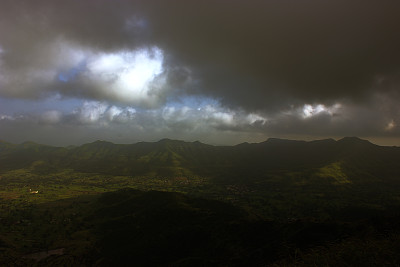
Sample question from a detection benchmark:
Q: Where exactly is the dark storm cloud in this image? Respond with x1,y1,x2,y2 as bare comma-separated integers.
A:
0,0,137,52
149,0,400,110
2,0,400,106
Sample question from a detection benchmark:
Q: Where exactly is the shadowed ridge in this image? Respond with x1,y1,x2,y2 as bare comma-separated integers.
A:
20,141,39,145
155,138,208,145
0,137,386,148
307,139,338,151
0,140,16,152
0,140,14,147
65,145,77,150
262,138,307,145
136,138,193,148
235,142,250,147
1,136,397,177
192,140,205,145
85,140,116,146
309,138,336,144
156,138,174,143
338,137,375,146
75,140,118,151
20,141,44,148
156,138,189,144
150,138,213,151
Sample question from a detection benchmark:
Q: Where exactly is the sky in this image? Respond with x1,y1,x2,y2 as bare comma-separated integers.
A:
0,0,400,146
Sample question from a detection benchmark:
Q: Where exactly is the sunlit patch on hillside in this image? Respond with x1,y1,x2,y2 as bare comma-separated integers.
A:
317,162,351,185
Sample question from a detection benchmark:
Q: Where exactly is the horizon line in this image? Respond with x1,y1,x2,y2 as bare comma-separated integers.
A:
2,136,397,148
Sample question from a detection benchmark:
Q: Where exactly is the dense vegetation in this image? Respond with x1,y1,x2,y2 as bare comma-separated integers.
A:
0,137,400,265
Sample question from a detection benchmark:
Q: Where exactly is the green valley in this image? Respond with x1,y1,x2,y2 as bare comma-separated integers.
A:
1,137,400,266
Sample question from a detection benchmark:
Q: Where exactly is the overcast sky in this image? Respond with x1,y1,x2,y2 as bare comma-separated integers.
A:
1,0,400,146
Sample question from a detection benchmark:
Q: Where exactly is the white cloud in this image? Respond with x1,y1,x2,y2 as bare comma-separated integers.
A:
68,101,137,125
107,106,136,123
106,106,123,121
160,103,268,132
74,101,109,124
302,104,326,118
162,106,194,122
209,111,235,126
0,114,14,121
301,103,342,119
0,38,168,107
246,113,267,125
68,45,166,107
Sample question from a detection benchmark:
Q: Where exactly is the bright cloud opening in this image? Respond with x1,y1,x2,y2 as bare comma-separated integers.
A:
301,103,341,119
302,104,326,118
86,47,165,105
385,120,395,131
50,42,167,107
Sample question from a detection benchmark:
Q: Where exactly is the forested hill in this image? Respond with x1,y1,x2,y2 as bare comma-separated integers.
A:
1,137,400,183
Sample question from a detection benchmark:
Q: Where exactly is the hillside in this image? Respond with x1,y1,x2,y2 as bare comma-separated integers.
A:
1,137,399,180
1,137,400,265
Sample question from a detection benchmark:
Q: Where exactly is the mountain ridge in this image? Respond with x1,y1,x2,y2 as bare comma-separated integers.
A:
0,136,393,148
1,137,400,182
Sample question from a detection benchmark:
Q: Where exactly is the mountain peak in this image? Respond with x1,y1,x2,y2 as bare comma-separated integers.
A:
235,142,250,147
192,140,204,145
338,137,373,145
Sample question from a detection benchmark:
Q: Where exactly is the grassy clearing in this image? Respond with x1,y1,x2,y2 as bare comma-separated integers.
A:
317,162,351,184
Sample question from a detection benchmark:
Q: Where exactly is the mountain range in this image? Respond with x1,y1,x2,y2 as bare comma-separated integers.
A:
1,137,400,183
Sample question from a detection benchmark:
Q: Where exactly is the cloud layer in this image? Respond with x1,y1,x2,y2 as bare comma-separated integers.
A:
0,0,399,145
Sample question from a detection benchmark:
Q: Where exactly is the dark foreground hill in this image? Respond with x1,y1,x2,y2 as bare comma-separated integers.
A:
1,188,400,266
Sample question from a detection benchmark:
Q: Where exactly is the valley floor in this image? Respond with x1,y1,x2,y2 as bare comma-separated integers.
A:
1,168,400,266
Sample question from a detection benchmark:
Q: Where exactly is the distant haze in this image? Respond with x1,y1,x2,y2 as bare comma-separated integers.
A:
1,1,399,146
